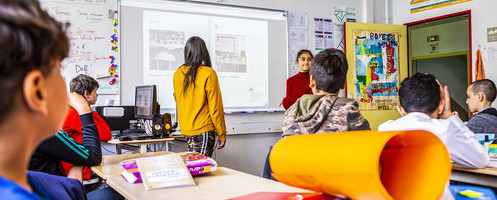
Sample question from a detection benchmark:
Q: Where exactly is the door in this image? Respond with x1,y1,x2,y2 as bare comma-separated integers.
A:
408,14,470,121
344,22,408,129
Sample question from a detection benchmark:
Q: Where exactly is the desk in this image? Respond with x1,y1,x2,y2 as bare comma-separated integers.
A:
107,137,175,153
91,151,171,179
451,164,497,188
106,167,312,200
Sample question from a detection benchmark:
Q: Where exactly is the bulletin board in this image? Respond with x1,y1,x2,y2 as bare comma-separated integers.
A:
40,0,120,95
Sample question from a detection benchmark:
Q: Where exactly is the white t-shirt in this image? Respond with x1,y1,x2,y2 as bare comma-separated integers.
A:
379,112,489,200
379,112,489,168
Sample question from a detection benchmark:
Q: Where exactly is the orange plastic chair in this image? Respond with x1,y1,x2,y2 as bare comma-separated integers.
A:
270,130,452,200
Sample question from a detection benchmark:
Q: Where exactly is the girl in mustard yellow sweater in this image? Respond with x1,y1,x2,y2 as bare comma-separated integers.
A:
173,36,226,157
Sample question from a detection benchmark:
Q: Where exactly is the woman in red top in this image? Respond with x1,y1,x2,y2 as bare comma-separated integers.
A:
282,50,314,109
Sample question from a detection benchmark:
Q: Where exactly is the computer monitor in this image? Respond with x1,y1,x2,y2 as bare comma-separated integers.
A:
134,85,160,120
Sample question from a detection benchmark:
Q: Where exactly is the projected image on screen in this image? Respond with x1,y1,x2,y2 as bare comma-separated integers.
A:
127,1,287,109
215,34,247,73
149,29,185,71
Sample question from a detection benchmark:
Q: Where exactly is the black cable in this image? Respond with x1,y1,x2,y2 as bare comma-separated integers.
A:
101,145,116,154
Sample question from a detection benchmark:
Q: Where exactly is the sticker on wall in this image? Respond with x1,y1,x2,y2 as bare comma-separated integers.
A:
430,43,439,54
488,27,497,43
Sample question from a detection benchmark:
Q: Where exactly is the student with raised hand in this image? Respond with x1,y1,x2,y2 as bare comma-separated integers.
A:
465,79,497,136
61,74,111,181
282,48,370,136
64,74,112,143
173,36,226,157
378,73,489,169
0,0,85,198
282,50,314,110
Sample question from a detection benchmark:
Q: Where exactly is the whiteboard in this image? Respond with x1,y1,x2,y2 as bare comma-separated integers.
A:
40,0,120,96
120,0,288,112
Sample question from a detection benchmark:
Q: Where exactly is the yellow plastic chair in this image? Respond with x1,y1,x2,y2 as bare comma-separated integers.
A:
270,130,452,200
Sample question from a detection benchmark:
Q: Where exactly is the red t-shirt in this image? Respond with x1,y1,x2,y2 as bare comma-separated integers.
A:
282,72,313,109
60,107,111,180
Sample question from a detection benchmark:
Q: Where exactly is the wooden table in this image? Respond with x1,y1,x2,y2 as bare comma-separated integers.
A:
107,137,175,153
106,167,313,200
451,164,497,188
91,151,171,179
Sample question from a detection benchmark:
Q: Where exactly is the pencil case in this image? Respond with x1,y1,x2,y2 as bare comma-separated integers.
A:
180,152,218,175
120,159,142,183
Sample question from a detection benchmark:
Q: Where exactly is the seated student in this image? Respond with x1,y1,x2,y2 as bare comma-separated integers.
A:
282,48,370,136
282,50,314,110
0,0,86,198
61,74,111,180
466,79,497,136
265,48,370,179
378,73,489,169
64,74,112,142
31,93,123,199
29,93,102,183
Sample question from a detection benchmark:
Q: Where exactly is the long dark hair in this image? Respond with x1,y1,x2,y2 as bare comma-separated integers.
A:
182,36,212,91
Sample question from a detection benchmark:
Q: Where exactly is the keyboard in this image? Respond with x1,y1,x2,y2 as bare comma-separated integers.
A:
122,128,145,134
118,130,153,141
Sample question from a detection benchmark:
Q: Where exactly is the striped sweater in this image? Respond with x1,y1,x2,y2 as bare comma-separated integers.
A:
29,113,102,176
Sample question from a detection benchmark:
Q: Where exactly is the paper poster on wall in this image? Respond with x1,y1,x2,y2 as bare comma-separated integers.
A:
346,7,357,22
486,47,497,61
353,30,400,110
314,18,334,51
323,19,333,34
314,18,324,51
288,11,308,30
410,0,472,13
288,11,308,77
315,34,324,50
333,6,346,50
324,34,334,49
314,18,323,34
288,46,305,77
289,30,309,47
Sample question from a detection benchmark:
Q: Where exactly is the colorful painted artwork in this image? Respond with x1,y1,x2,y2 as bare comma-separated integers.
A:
353,31,399,110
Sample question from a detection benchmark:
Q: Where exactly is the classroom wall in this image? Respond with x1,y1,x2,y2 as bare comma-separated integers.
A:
389,0,497,108
410,19,469,58
119,0,367,176
121,0,366,107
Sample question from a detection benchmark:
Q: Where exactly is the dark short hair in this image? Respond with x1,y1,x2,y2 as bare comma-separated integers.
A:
309,48,348,93
470,79,497,103
296,49,313,60
399,73,440,114
70,74,99,96
0,0,69,123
